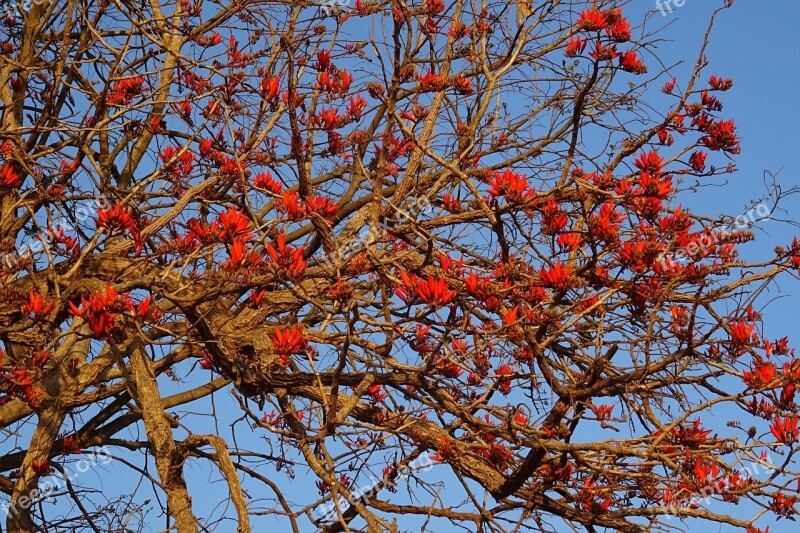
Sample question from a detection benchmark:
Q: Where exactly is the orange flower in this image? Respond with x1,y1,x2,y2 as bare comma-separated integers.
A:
0,164,22,187
22,290,55,318
538,261,573,289
270,324,308,364
770,415,799,444
577,9,607,31
416,275,456,307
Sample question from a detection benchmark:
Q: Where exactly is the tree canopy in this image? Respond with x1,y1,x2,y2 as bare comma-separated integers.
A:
0,0,799,531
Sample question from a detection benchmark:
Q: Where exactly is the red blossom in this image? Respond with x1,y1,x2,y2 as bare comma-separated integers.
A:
730,320,758,347
590,41,618,61
591,404,614,421
347,94,367,119
254,171,283,193
265,233,307,280
316,49,331,70
416,275,456,307
607,18,631,41
31,459,51,476
577,9,607,31
487,168,533,204
68,283,133,338
106,76,147,106
742,362,776,389
619,50,646,73
662,76,678,94
0,164,22,187
306,195,338,218
557,232,582,251
538,260,573,289
709,75,734,91
270,324,308,364
417,70,448,92
22,290,55,319
770,415,799,444
61,435,82,455
277,190,307,221
701,119,741,154
689,151,707,172
565,36,587,57
96,203,138,237
217,207,252,241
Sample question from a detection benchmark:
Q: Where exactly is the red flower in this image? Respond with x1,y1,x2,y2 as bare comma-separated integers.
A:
68,283,133,338
540,199,569,234
689,151,707,172
265,233,307,280
453,74,473,95
22,290,55,318
590,41,618,61
619,50,647,73
277,190,306,221
329,278,354,303
565,36,587,57
306,195,338,218
729,320,757,347
463,272,494,299
316,49,331,70
417,70,448,92
701,119,740,154
270,324,308,365
448,19,471,39
199,138,214,158
577,9,607,31
366,384,387,402
557,232,582,251
539,261,573,289
770,493,797,519
422,0,444,16
0,163,22,187
254,171,283,194
260,75,280,101
416,275,456,307
31,459,51,476
662,76,677,94
742,362,776,389
217,207,251,241
106,76,147,106
487,168,533,204
708,75,733,91
478,442,514,472
347,94,367,119
338,70,352,94
96,203,137,236
770,415,799,444
637,171,673,199
634,150,665,174
316,107,339,129
607,19,631,41
438,253,464,276
591,404,614,421
501,305,519,327
61,435,82,455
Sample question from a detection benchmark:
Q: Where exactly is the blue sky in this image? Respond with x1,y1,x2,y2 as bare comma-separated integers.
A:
635,0,800,344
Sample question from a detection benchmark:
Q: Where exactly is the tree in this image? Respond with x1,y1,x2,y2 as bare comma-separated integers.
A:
0,0,798,531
